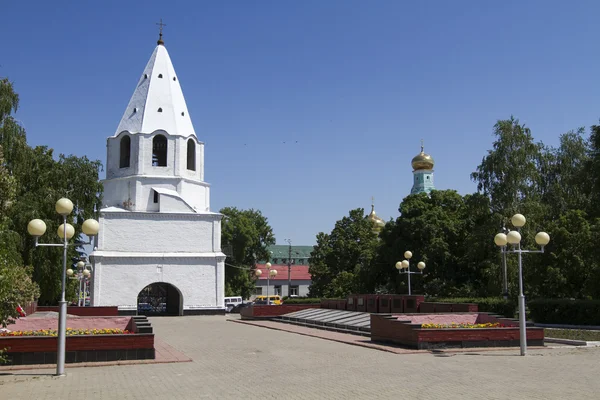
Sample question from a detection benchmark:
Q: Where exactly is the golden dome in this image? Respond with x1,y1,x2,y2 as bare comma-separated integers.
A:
411,141,434,170
367,199,386,234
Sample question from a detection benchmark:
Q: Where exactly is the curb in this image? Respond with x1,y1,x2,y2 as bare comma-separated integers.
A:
545,337,600,347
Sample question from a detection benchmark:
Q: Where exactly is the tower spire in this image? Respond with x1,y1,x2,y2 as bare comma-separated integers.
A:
156,19,167,45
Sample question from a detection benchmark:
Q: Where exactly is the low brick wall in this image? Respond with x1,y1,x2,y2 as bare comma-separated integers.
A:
36,306,119,316
418,302,478,313
1,333,155,365
366,295,379,313
370,313,544,349
23,301,38,316
240,304,321,319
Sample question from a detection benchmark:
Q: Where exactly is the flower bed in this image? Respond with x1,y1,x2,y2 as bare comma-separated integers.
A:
371,312,544,349
1,328,134,337
1,316,155,365
421,322,516,329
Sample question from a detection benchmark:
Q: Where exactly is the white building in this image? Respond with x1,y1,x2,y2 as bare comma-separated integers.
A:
90,33,226,315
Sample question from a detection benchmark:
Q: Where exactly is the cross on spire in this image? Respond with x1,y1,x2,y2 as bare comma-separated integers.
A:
421,138,424,153
156,19,167,45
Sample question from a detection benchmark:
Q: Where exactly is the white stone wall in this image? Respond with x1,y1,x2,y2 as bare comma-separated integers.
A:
97,211,221,253
91,256,225,312
101,176,210,212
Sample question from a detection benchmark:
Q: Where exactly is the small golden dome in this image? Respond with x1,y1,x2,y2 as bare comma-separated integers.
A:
367,200,386,234
411,141,434,170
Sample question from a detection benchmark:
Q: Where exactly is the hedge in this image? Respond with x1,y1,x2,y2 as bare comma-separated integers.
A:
528,299,600,326
282,297,322,304
429,297,517,318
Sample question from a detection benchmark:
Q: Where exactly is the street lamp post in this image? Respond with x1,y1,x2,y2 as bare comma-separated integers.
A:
499,226,509,300
255,262,278,304
494,213,550,356
27,198,99,376
67,259,92,307
395,251,426,295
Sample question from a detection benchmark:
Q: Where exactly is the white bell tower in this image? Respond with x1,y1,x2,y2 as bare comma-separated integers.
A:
90,29,226,315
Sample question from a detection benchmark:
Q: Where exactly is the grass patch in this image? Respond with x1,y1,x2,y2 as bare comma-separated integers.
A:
544,328,600,341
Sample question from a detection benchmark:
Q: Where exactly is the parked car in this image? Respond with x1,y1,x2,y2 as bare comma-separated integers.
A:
229,302,252,314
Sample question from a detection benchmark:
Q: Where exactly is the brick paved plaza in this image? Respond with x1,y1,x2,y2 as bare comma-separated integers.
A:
1,315,599,399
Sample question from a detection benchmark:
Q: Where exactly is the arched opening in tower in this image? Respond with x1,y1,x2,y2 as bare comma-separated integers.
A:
152,135,168,167
137,282,182,316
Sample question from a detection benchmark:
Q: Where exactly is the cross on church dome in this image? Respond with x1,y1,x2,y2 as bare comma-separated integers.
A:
156,18,166,45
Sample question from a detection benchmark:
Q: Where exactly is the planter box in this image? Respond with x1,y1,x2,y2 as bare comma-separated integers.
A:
370,312,544,349
1,334,154,365
240,304,321,319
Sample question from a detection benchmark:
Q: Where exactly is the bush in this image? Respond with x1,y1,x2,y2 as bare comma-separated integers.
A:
282,297,322,304
528,299,600,325
429,297,517,318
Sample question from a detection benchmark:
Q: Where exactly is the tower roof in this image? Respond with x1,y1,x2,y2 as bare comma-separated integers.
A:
411,140,434,170
114,43,196,137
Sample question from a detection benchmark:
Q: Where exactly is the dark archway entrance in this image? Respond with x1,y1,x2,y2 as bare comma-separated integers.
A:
137,282,182,316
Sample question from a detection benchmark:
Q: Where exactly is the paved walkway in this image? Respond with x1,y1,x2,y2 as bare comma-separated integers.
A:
1,315,599,399
232,318,551,354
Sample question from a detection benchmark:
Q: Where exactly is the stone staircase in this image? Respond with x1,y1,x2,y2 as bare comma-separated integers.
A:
276,308,371,337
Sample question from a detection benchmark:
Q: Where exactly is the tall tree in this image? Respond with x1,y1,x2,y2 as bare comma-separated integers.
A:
220,207,275,299
308,208,380,298
0,77,103,304
471,117,542,215
538,128,591,217
0,143,39,327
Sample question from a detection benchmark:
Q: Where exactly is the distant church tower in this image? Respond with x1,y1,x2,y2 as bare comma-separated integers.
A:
410,141,435,194
90,28,226,315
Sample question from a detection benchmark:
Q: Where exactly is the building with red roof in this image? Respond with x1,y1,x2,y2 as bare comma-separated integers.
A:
253,245,313,299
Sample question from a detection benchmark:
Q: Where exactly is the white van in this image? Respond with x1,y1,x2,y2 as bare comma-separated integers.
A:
224,296,243,312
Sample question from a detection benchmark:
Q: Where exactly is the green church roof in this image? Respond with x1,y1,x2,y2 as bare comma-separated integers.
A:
262,244,314,265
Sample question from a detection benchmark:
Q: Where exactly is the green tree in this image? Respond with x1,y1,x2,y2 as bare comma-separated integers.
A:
0,77,102,304
538,128,591,217
0,143,39,328
471,117,542,215
220,207,275,299
308,208,379,298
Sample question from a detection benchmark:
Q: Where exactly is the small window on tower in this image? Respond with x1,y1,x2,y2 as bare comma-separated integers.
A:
158,108,163,112
181,112,185,116
144,74,148,79
152,135,168,167
187,139,196,171
427,176,430,180
158,74,163,78
173,76,177,81
119,136,131,168
153,190,159,203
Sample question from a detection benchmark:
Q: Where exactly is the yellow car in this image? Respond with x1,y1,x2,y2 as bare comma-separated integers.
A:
254,295,282,305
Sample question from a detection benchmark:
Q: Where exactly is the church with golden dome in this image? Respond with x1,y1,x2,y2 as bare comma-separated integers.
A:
410,140,435,194
366,197,386,234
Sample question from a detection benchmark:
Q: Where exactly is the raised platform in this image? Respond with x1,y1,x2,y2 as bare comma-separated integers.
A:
1,313,155,365
278,309,371,336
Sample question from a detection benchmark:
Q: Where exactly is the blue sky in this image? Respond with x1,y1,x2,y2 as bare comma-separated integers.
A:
2,1,599,245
